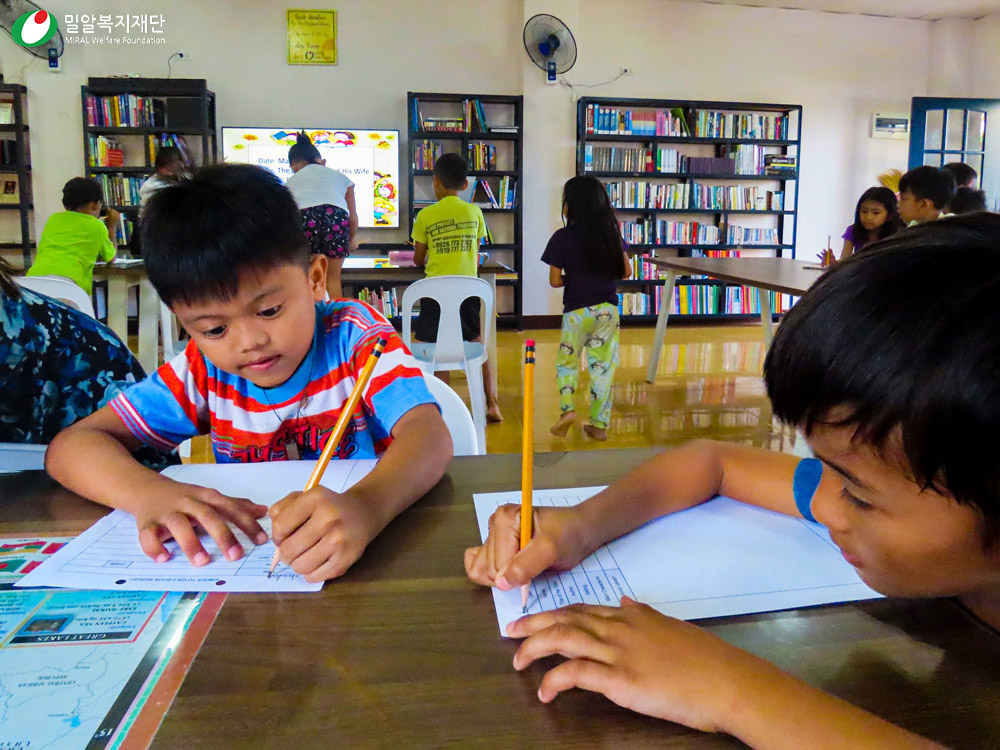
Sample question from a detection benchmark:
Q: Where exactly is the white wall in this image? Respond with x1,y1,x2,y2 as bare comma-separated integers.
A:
970,12,1000,97
0,0,957,315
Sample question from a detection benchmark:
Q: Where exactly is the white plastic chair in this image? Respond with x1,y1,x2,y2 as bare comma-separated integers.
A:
160,300,186,362
0,443,47,471
15,275,95,318
402,276,494,454
422,373,480,457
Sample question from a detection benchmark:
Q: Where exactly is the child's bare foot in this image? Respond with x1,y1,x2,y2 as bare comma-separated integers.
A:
487,400,503,423
550,411,576,437
583,424,608,441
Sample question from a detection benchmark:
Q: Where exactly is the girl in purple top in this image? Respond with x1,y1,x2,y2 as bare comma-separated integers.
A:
838,186,903,260
542,176,631,441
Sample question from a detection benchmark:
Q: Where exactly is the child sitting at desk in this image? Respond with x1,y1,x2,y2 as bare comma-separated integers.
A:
897,166,956,226
467,214,1000,748
26,177,119,295
46,164,452,583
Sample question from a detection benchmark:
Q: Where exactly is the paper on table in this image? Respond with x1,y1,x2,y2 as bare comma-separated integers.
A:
474,487,882,636
17,459,377,593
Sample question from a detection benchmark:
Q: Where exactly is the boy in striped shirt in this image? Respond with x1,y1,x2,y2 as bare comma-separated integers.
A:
46,164,452,583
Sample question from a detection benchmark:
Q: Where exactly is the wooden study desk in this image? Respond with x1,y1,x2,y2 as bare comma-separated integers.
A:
645,256,826,383
2,449,1000,749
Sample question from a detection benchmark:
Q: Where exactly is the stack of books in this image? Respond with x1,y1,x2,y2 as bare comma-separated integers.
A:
86,135,124,167
763,154,796,176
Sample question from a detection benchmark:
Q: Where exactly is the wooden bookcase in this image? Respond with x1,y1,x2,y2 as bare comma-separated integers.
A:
407,92,523,328
0,82,33,268
81,77,217,254
577,96,801,324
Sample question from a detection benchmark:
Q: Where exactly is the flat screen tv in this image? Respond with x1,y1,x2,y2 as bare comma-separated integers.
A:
221,126,400,228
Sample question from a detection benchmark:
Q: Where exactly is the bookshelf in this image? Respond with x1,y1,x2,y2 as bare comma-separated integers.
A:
408,92,523,328
577,97,801,324
81,78,217,253
0,82,32,268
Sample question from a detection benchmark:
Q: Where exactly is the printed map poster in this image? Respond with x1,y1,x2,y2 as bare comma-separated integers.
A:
0,536,221,750
287,9,337,65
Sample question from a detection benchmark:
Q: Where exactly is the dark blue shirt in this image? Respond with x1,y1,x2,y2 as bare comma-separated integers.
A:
541,225,622,314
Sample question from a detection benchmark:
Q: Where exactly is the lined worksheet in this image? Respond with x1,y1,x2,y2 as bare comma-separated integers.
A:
473,487,882,636
17,460,377,593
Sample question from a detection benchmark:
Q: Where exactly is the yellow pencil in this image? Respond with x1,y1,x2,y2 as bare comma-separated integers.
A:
520,339,535,611
267,337,387,577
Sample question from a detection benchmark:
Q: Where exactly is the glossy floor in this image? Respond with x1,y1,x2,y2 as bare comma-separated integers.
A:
187,324,799,462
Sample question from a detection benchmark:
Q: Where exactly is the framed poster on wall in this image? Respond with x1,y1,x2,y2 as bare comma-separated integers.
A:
287,9,337,65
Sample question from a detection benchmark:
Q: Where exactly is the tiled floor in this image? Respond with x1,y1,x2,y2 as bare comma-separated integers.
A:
185,323,800,462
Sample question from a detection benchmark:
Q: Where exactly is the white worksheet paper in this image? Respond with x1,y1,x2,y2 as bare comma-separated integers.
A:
474,487,882,636
17,459,378,593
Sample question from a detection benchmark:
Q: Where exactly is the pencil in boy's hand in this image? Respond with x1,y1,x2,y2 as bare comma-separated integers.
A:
520,339,535,612
267,337,388,578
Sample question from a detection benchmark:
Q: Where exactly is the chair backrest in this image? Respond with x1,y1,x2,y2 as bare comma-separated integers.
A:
401,276,494,365
160,300,186,362
0,442,47,471
422,373,481,456
15,275,95,318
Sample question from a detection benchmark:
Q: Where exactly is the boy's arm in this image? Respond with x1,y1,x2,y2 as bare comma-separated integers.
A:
466,439,836,588
269,403,451,582
46,406,267,564
413,242,428,267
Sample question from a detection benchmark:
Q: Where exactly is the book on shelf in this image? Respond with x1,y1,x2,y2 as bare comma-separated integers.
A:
0,175,18,204
357,286,400,319
467,142,497,170
694,111,789,140
619,219,721,245
584,144,774,177
412,140,441,170
585,103,689,136
763,154,797,175
96,174,145,207
85,93,166,128
147,132,190,164
86,135,124,167
617,283,789,317
489,126,518,133
412,98,500,134
0,103,12,125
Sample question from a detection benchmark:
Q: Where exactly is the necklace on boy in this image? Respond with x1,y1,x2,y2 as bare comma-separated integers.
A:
258,346,315,461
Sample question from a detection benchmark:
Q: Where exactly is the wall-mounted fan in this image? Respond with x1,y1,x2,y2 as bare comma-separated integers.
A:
0,1,64,61
523,14,577,85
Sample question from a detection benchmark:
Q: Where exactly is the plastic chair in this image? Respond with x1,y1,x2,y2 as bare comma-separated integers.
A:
160,300,187,362
15,275,95,318
0,443,47,471
401,276,494,454
422,373,480,457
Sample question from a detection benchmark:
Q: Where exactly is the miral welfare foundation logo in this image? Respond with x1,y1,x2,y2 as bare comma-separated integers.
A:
12,10,58,47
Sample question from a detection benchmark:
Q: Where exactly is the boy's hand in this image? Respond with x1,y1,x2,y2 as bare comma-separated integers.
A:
269,487,379,582
464,504,591,590
509,597,762,734
135,483,268,566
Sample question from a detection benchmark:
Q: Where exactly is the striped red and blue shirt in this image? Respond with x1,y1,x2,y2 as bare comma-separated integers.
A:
110,300,437,463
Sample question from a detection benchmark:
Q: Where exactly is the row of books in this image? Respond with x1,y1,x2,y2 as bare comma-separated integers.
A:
694,111,790,140
113,213,135,247
358,287,400,319
97,174,145,207
413,140,441,170
606,181,783,211
619,220,721,246
618,285,790,316
583,144,792,177
585,104,689,137
689,184,783,211
412,98,518,134
84,94,165,128
626,256,659,281
86,135,124,167
147,133,191,164
467,142,497,171
0,140,20,165
463,177,516,209
726,226,779,245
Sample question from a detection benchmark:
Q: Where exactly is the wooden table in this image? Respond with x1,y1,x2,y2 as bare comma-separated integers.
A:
93,262,160,374
3,449,999,749
646,257,826,383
